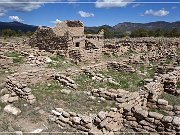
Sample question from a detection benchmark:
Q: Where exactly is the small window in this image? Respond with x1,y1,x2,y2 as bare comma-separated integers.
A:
75,42,80,47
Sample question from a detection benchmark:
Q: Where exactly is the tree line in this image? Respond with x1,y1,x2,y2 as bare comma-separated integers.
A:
130,28,180,38
85,27,180,38
1,28,180,39
0,29,34,38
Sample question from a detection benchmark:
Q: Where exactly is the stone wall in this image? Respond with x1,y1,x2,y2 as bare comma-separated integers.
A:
53,20,84,37
103,38,180,65
49,64,180,133
29,27,70,55
148,99,180,116
5,77,36,104
29,20,105,63
52,74,77,89
49,103,180,134
123,105,180,133
107,61,136,73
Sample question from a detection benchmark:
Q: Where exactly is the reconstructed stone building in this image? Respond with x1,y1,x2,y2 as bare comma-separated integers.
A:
29,20,104,62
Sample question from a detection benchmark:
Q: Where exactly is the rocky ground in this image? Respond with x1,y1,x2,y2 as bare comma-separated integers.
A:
0,37,179,134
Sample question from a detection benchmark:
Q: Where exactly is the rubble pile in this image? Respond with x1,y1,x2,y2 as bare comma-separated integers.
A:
50,100,180,133
149,98,180,116
49,108,94,132
53,74,77,89
107,61,136,73
27,55,52,66
50,65,180,133
91,88,146,107
83,69,119,85
0,54,13,69
123,105,180,133
5,77,36,104
104,38,180,65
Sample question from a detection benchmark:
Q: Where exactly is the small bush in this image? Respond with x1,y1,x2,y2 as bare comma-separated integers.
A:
177,81,180,89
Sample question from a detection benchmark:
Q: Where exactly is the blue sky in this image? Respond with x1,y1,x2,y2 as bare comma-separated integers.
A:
0,0,179,26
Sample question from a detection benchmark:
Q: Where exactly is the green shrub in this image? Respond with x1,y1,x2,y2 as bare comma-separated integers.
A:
177,81,180,89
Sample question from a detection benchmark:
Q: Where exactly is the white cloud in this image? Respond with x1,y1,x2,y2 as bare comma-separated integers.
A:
0,0,42,12
172,6,177,10
0,13,5,16
143,9,169,17
51,19,62,23
0,0,61,16
9,16,23,22
78,11,94,18
132,4,141,8
67,0,78,1
0,9,6,16
95,0,134,8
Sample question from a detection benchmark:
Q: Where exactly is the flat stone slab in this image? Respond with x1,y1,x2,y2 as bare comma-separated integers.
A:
4,104,21,115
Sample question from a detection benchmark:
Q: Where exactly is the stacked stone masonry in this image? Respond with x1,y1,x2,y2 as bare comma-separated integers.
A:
29,20,104,62
53,74,77,89
49,65,180,134
5,77,36,104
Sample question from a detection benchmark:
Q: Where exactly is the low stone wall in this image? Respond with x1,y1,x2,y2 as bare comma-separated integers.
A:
49,107,124,134
5,77,36,104
0,55,13,69
143,77,164,104
147,98,180,116
49,104,180,134
4,67,53,104
65,61,135,77
83,69,119,85
107,61,136,73
68,50,81,63
144,66,180,105
49,108,93,132
123,105,180,133
106,38,179,62
53,74,77,89
65,62,108,76
91,88,146,107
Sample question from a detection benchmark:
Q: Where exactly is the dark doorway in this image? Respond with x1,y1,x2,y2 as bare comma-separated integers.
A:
75,42,80,47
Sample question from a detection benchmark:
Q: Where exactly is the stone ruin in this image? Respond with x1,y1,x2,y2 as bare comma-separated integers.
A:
29,21,180,66
103,38,180,65
29,20,104,63
0,22,180,134
49,65,180,134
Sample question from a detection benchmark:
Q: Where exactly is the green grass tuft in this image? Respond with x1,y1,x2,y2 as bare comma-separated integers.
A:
149,108,168,116
74,69,146,92
30,80,115,114
4,51,24,64
177,81,180,89
48,55,76,69
160,92,180,106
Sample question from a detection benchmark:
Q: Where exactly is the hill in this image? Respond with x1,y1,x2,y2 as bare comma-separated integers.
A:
0,21,38,32
113,21,180,32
